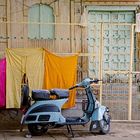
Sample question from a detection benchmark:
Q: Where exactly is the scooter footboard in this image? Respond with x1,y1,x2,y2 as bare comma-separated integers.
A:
91,105,107,121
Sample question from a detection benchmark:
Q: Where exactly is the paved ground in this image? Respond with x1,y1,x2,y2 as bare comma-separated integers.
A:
0,122,140,140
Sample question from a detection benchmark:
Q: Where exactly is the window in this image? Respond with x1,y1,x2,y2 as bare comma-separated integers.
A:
28,4,55,39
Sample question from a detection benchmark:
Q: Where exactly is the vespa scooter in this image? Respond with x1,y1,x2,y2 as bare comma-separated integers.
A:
20,78,110,137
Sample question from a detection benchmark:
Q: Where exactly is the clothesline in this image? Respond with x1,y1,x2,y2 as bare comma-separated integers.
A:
0,51,96,58
0,21,136,26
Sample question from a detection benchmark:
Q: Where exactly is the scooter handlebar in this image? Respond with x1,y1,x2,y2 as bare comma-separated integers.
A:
90,79,102,84
69,85,78,90
69,79,102,90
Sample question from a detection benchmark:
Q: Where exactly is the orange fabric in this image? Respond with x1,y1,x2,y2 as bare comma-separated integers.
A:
44,50,78,108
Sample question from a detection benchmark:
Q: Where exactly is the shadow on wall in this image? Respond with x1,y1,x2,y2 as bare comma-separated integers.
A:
0,109,22,130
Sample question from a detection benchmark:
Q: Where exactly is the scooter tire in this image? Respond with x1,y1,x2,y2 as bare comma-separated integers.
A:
99,119,110,134
28,123,48,136
99,111,110,134
90,112,110,134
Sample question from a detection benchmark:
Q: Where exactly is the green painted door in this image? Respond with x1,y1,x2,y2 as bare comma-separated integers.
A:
28,4,40,39
40,5,54,39
28,4,54,39
88,11,135,78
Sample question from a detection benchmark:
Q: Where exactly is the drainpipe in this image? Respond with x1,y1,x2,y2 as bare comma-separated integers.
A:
80,0,83,81
70,0,72,52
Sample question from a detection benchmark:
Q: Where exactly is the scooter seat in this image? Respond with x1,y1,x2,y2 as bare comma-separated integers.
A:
50,89,69,99
32,90,50,101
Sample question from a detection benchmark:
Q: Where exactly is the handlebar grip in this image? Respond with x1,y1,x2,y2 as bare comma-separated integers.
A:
90,79,102,84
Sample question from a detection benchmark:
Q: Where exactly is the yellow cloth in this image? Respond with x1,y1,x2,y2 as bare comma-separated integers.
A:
6,48,44,108
44,50,78,108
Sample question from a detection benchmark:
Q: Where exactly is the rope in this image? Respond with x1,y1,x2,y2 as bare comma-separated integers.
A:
0,21,136,26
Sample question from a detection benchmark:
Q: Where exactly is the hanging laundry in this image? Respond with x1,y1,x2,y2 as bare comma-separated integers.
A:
6,48,44,108
44,50,78,109
0,58,6,108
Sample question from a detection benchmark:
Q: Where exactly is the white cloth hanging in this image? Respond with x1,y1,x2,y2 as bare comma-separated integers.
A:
80,7,88,27
136,13,140,32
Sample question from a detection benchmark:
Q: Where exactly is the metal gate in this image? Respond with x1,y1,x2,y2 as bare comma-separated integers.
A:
87,22,140,121
86,6,140,121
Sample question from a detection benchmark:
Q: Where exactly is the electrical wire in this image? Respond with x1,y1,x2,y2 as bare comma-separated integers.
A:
48,0,58,6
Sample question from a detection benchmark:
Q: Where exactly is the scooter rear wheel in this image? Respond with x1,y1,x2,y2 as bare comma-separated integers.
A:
28,123,48,136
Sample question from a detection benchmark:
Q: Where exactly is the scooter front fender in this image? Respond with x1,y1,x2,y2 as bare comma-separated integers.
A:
91,105,107,121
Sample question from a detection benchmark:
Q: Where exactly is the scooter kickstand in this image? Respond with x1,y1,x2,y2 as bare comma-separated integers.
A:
66,125,70,133
66,125,74,138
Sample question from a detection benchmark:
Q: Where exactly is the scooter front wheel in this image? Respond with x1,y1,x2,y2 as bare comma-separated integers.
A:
90,112,110,134
90,120,110,134
28,123,48,136
99,111,110,134
99,119,110,134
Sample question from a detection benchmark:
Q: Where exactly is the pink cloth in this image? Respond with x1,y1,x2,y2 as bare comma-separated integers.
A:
0,58,6,108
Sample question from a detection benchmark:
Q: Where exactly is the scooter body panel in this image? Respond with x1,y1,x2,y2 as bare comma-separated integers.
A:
21,99,67,124
91,105,106,121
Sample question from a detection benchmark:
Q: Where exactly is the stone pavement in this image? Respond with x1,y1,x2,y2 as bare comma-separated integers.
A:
0,123,140,140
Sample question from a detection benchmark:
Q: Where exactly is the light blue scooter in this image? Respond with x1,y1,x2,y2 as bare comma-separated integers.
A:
21,78,110,137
